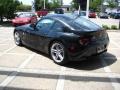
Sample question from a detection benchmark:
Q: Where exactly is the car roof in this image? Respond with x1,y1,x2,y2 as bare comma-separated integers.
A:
45,14,76,20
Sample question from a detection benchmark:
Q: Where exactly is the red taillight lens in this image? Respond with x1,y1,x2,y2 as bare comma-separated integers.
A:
79,37,90,45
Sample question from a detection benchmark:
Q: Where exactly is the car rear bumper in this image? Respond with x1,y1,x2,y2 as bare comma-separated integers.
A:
68,41,109,61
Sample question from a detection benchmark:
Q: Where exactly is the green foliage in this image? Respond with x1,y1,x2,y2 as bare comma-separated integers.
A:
71,0,79,10
34,0,61,11
111,25,118,30
0,0,20,21
89,0,102,12
50,0,61,10
35,0,50,11
102,25,110,30
16,5,31,12
107,0,117,8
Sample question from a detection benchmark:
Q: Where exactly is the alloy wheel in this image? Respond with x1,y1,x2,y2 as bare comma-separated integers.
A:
51,42,65,63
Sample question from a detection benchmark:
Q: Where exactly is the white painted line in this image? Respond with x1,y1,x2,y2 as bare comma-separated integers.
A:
6,53,31,56
0,66,120,79
19,54,35,68
0,53,35,88
0,39,10,44
102,59,120,90
111,40,120,48
0,44,11,46
0,71,18,88
56,67,66,90
0,45,16,57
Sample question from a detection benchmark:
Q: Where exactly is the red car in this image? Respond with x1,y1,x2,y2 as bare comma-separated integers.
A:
12,12,37,27
36,9,48,17
89,11,96,18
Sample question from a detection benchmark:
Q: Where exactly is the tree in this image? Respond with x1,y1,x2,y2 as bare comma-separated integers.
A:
50,0,61,10
71,0,79,10
0,0,20,21
35,0,50,11
71,0,87,10
107,0,117,8
34,0,61,11
16,4,31,12
89,0,102,11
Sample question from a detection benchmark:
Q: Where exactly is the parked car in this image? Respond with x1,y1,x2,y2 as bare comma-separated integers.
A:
99,13,109,19
12,12,37,27
89,11,96,18
36,9,48,17
113,13,120,19
72,11,87,19
79,11,86,16
54,8,64,14
14,14,109,65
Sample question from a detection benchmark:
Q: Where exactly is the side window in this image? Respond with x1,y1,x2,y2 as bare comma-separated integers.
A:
36,19,55,31
52,22,64,32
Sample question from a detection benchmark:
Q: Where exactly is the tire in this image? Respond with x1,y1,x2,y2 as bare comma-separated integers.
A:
50,41,68,65
14,31,22,46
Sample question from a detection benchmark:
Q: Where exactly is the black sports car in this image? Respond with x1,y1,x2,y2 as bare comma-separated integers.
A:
14,14,109,65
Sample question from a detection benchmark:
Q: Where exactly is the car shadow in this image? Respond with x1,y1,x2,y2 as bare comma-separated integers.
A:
0,21,13,27
24,46,117,71
65,53,117,71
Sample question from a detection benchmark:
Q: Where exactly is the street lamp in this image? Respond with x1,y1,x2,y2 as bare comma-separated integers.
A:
44,0,46,9
86,0,90,18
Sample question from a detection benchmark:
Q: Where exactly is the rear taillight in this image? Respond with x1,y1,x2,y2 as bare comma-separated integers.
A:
79,37,90,45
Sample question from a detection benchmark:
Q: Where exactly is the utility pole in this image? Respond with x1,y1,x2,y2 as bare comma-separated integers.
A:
86,0,89,18
78,5,81,15
44,0,46,9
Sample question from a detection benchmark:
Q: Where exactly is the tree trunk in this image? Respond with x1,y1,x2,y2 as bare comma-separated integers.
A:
0,16,3,22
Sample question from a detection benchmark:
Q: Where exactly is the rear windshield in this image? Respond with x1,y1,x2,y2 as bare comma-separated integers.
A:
53,14,101,31
68,17,101,31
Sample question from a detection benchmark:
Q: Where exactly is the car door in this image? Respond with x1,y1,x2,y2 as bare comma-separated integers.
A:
28,18,55,51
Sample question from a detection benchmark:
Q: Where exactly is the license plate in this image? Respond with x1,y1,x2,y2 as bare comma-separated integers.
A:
97,46,105,53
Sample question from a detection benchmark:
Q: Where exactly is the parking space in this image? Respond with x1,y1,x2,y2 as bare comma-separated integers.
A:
0,27,120,90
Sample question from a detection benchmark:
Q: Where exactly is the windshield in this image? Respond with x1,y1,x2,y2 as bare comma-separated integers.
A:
18,13,34,18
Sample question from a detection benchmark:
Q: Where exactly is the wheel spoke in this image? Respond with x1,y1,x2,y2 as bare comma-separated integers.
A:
58,53,63,61
14,32,20,45
51,49,57,53
51,42,64,63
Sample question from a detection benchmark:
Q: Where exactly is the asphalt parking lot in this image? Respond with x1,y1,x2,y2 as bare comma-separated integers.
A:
0,26,120,90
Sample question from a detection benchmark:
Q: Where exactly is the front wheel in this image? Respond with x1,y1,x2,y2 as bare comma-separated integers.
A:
50,42,68,65
14,31,22,46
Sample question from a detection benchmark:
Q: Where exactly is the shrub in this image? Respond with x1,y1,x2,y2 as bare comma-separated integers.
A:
102,25,110,30
111,25,118,30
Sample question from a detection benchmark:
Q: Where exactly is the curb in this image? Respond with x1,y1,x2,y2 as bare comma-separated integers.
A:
107,30,120,32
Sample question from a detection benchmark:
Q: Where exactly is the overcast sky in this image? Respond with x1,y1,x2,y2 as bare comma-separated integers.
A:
19,0,72,5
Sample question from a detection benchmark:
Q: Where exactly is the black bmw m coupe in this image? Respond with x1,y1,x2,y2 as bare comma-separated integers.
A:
14,14,109,65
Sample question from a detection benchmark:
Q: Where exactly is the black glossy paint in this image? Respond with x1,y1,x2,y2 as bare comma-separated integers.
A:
14,14,109,61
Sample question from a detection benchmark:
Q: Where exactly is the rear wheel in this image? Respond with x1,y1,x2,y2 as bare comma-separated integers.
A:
50,41,68,65
14,31,22,46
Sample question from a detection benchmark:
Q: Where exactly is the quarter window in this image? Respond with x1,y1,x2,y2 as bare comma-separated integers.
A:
36,19,55,31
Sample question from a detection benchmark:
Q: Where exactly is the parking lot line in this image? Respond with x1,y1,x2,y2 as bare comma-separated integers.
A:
56,67,66,90
0,39,12,44
111,40,120,48
0,45,16,57
6,52,31,56
102,59,120,90
0,53,35,89
0,66,120,78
